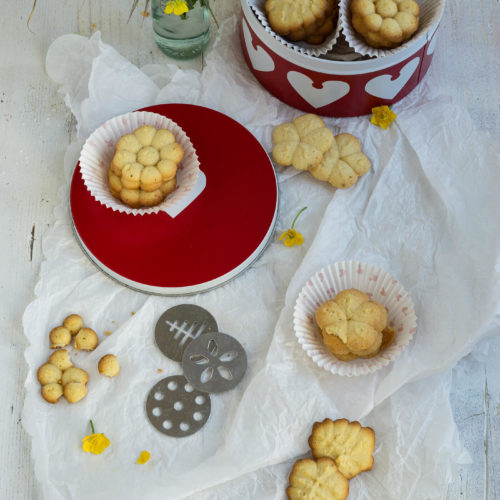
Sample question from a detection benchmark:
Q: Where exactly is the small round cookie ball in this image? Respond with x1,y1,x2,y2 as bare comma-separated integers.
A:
74,328,99,351
41,383,63,404
64,382,87,404
98,354,120,378
49,326,72,349
62,366,89,386
48,349,73,371
62,314,83,335
37,363,62,385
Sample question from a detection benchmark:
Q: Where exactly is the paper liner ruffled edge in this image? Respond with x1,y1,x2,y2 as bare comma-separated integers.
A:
293,261,417,377
248,0,342,57
78,111,200,216
340,0,445,58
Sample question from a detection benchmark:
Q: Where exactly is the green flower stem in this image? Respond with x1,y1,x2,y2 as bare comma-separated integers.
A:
201,0,219,28
291,207,307,229
90,420,95,434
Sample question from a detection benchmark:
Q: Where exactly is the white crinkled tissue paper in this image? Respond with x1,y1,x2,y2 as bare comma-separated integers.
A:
23,16,500,500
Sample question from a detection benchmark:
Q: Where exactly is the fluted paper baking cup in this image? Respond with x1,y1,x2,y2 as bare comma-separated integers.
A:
79,111,200,215
293,261,417,376
248,0,341,57
340,0,445,58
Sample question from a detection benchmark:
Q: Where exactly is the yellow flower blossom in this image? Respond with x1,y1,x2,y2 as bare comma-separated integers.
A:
370,105,397,130
279,207,307,247
137,450,151,464
82,420,110,455
164,0,189,15
279,229,304,247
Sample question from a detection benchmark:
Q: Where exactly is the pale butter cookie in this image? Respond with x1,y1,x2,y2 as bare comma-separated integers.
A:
272,114,334,171
74,327,99,351
309,418,375,479
265,0,335,38
316,289,387,355
351,0,420,48
48,349,73,371
64,382,87,404
287,457,349,500
309,133,371,189
98,354,120,378
41,383,64,404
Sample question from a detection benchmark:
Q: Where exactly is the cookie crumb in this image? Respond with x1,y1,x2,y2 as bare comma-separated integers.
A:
131,312,135,316
104,330,112,336
157,368,163,373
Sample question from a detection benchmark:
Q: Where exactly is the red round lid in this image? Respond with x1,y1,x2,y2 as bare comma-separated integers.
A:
70,104,278,295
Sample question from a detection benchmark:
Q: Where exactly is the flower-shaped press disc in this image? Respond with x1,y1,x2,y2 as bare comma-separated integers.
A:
182,333,247,393
146,375,211,437
155,305,219,362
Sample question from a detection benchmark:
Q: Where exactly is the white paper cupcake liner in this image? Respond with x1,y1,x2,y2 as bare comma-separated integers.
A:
248,0,342,57
79,111,200,216
293,261,417,376
340,0,445,58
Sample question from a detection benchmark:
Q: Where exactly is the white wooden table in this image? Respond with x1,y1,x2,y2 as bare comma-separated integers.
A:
0,1,498,498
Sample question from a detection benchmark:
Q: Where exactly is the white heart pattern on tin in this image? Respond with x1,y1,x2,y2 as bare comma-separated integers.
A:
242,19,275,73
287,71,350,109
365,57,420,100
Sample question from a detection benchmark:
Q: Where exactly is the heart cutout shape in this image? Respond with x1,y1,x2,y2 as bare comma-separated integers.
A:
365,57,420,100
242,20,275,73
287,71,350,109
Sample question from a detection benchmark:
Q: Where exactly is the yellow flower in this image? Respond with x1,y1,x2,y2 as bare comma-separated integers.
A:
82,420,110,455
279,229,304,247
279,206,307,247
370,105,397,130
164,0,189,15
136,450,151,464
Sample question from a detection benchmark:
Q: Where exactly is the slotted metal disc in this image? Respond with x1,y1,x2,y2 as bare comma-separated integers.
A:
146,375,211,437
155,304,218,362
182,332,247,394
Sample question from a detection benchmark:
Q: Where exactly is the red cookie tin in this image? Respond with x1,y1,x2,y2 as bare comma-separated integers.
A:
240,0,442,117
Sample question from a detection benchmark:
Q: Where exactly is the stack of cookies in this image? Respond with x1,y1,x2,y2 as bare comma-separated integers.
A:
287,418,376,499
108,125,183,209
315,288,395,361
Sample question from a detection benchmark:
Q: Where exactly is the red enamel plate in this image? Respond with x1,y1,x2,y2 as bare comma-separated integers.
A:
70,104,278,295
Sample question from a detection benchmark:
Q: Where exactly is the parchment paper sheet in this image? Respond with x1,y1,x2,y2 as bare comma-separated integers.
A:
23,16,500,500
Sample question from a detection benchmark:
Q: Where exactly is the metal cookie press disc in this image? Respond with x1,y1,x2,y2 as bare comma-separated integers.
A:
155,304,219,362
146,375,211,437
182,332,247,394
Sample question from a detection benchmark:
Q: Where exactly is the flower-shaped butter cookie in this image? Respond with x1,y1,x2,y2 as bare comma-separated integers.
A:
351,0,420,48
309,418,375,479
265,0,335,39
272,114,334,171
108,125,183,208
309,133,371,189
315,289,387,356
287,457,349,500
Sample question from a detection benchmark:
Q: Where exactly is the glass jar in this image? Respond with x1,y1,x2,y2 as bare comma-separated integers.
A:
151,0,211,60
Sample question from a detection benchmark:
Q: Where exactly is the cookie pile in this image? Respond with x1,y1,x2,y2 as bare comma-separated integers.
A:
351,0,420,48
37,314,109,404
315,289,395,361
108,125,183,208
37,349,89,404
265,0,338,44
287,419,375,500
272,114,371,189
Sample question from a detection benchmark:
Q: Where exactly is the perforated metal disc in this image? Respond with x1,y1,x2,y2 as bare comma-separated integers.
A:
155,305,218,362
146,375,211,437
182,332,247,393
